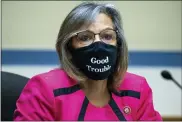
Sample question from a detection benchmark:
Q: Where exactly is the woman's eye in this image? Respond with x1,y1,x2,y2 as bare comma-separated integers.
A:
79,35,91,41
103,34,113,40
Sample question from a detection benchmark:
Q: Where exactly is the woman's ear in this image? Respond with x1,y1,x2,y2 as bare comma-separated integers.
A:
67,39,73,60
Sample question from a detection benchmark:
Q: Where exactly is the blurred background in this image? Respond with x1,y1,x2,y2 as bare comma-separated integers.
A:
1,1,182,119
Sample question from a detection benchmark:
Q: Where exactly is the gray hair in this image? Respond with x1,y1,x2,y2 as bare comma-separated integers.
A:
56,2,128,91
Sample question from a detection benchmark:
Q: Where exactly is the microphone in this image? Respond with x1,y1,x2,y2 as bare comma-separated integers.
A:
161,70,182,90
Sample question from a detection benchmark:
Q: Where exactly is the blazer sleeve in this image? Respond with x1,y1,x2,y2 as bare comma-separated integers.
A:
136,77,162,121
13,76,55,120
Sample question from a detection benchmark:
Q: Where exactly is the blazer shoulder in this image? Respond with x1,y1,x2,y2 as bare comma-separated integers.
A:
31,68,77,90
120,72,147,92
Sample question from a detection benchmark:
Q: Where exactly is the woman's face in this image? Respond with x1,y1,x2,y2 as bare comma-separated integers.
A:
72,13,117,49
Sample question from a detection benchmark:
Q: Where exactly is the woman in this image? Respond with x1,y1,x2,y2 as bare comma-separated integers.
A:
13,2,162,121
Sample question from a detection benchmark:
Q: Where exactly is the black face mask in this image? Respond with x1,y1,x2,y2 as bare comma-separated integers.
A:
70,42,117,80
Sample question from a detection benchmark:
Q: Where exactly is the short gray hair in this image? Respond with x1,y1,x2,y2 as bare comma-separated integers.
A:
56,2,128,91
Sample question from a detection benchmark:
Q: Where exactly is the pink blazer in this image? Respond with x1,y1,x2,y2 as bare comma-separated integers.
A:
13,68,162,121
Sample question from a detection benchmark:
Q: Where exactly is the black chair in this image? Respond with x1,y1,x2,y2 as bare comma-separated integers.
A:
1,71,29,121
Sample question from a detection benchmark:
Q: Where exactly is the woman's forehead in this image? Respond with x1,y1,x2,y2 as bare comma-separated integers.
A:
81,13,114,33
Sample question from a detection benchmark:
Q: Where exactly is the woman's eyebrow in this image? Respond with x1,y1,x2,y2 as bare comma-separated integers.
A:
87,27,114,33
